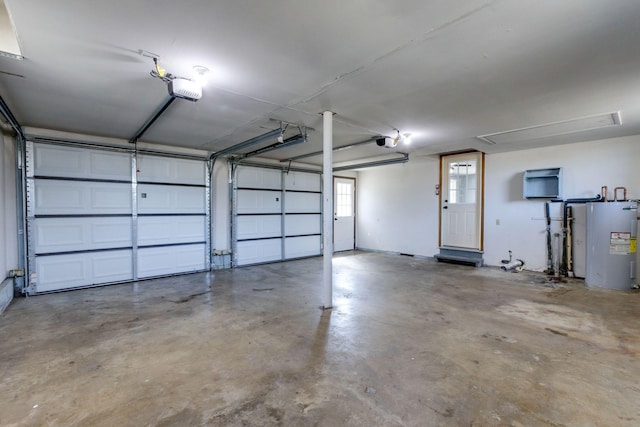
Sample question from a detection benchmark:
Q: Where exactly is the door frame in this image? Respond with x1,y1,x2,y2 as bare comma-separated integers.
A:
438,151,485,251
333,175,356,251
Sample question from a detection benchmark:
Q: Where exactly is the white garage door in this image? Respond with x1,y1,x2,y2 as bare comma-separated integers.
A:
234,166,321,266
25,142,209,294
284,170,321,259
136,154,208,278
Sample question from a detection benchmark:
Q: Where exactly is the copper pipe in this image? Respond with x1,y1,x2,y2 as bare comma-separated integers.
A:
613,187,627,201
601,186,608,201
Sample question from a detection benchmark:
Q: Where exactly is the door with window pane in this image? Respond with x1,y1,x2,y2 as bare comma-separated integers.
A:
440,152,483,249
333,177,355,252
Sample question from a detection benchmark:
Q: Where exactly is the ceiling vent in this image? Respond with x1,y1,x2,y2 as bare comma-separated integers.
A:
168,78,202,102
477,111,622,145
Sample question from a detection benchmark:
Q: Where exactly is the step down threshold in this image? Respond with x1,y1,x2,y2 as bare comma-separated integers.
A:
434,248,483,267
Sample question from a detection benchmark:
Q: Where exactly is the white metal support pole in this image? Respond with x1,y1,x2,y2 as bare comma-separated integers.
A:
322,111,333,309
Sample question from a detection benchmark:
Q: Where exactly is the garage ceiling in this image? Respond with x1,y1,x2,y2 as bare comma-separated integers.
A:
1,0,640,165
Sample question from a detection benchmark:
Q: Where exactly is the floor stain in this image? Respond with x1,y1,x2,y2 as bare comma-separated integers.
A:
546,327,569,337
172,291,210,304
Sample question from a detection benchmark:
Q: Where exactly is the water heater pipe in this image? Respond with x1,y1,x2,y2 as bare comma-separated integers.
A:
613,187,627,201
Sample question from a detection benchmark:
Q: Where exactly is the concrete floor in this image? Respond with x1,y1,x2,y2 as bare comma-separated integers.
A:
0,252,638,426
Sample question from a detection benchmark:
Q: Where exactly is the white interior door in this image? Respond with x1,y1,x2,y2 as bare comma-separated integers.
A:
334,177,355,252
441,152,483,250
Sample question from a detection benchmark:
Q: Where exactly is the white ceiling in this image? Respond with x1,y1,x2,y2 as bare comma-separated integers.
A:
1,0,640,165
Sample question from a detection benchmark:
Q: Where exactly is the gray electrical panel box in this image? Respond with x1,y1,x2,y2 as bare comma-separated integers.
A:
585,201,637,290
523,167,562,199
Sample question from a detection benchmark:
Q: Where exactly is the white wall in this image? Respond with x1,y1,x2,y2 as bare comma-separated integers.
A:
357,156,440,257
1,131,18,278
356,135,640,271
484,135,640,270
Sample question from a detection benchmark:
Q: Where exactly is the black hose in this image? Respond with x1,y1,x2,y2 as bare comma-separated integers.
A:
564,195,604,204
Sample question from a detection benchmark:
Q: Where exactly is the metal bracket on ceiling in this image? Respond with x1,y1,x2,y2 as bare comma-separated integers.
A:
281,136,381,163
128,96,177,144
209,127,285,163
269,118,315,133
332,152,409,172
279,122,288,138
236,127,308,161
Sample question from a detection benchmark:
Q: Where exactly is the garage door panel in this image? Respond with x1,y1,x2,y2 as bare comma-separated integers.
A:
34,217,132,253
137,155,205,185
285,214,321,236
34,144,131,181
35,250,133,293
35,180,83,211
285,172,321,192
34,180,132,215
176,189,205,209
237,190,281,214
237,166,281,189
39,256,85,285
236,239,281,265
237,215,281,239
137,244,206,278
93,252,135,280
138,216,205,246
89,152,131,180
91,186,133,209
92,221,132,245
285,192,321,213
285,236,321,258
138,184,205,214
